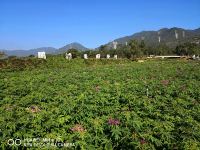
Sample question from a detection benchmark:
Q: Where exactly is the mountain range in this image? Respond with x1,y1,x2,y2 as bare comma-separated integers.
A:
1,42,88,57
1,27,200,57
58,42,88,53
105,27,200,49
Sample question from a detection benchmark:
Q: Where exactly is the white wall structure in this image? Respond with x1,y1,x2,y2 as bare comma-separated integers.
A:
66,53,72,60
114,55,118,59
106,54,110,59
84,54,88,59
158,36,161,43
158,31,161,43
38,52,46,59
96,54,101,59
182,31,185,38
113,41,118,49
175,30,178,39
125,42,128,46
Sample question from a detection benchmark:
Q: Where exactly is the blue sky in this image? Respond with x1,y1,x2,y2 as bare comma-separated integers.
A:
0,0,200,50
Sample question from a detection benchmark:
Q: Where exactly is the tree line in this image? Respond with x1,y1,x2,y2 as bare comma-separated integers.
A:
1,40,200,59
66,40,200,59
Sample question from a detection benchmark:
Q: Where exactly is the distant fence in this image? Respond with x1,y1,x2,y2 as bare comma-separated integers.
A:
147,55,189,59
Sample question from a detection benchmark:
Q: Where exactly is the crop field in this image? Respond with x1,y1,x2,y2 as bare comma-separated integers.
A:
0,57,200,149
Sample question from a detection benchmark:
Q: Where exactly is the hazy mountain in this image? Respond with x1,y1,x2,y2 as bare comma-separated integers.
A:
57,42,88,53
106,27,200,48
1,47,57,57
1,42,88,57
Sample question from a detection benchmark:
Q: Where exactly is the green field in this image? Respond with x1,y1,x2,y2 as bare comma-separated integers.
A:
0,57,200,149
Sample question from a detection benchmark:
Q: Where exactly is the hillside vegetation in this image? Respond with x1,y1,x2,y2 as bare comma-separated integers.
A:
0,57,200,149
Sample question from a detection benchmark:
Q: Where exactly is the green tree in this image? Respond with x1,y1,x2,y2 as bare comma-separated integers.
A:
125,40,143,59
139,40,148,55
156,44,171,55
67,48,80,58
0,52,5,58
175,43,200,56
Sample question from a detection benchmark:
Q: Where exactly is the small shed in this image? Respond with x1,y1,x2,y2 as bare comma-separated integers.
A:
38,52,46,59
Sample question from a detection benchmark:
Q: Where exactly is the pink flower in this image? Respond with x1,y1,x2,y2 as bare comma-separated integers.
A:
71,124,86,132
140,138,146,145
95,86,100,92
27,105,41,113
108,118,120,126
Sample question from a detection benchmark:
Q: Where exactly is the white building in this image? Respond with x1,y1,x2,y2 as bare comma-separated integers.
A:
158,36,161,43
96,54,101,59
114,55,118,59
84,54,88,59
38,52,46,59
106,54,110,59
113,41,118,49
66,53,72,60
175,30,179,39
